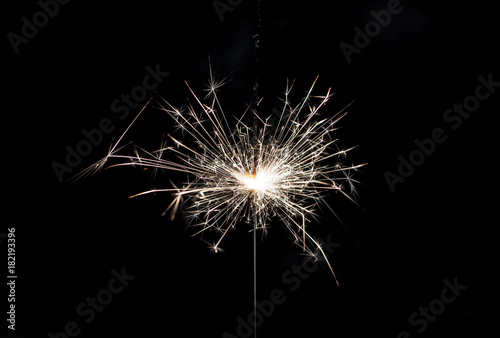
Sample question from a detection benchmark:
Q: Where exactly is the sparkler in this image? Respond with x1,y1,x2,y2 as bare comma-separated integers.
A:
76,68,364,287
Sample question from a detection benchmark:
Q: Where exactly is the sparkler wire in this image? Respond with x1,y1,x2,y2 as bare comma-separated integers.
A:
253,197,258,338
252,1,262,335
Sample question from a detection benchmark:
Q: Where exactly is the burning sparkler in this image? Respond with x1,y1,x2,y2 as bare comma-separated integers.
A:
76,68,365,285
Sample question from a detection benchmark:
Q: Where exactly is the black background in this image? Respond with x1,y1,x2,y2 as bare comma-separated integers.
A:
2,0,497,337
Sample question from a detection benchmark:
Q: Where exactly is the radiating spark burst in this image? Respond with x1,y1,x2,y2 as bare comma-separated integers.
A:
77,70,365,285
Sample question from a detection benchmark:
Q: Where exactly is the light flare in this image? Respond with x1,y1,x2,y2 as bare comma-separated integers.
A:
240,171,273,192
75,69,366,285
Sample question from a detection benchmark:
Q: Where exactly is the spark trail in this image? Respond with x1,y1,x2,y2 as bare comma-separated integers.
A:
76,70,365,285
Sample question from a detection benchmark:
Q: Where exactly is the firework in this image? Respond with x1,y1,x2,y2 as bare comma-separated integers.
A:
76,68,364,285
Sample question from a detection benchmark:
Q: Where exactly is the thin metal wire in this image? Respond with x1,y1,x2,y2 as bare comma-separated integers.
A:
252,1,261,336
253,199,258,338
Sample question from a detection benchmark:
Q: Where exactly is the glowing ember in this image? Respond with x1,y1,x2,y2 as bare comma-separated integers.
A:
76,68,365,285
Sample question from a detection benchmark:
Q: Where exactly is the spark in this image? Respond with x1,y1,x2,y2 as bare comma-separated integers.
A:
77,69,365,285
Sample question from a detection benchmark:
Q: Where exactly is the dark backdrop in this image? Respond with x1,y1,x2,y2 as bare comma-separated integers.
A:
3,1,497,337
